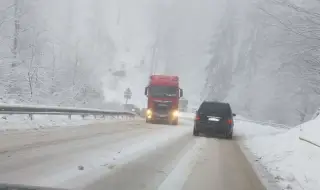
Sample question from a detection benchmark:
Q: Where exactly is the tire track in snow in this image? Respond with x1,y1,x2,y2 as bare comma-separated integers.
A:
0,121,144,154
39,126,191,189
157,137,207,190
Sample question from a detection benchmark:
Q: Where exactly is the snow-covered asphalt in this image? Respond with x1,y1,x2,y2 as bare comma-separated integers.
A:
0,119,266,190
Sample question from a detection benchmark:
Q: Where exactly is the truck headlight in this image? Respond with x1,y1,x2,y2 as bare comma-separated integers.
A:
172,110,179,117
146,109,152,115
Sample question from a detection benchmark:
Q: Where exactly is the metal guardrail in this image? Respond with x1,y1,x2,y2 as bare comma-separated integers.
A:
299,136,320,148
0,104,136,120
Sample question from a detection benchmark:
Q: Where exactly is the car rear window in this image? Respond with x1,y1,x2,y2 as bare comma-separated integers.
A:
198,102,231,117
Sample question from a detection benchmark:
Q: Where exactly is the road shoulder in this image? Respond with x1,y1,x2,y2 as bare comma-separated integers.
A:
237,140,281,190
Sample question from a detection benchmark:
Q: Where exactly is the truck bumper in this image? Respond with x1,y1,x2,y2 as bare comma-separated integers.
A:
146,113,178,124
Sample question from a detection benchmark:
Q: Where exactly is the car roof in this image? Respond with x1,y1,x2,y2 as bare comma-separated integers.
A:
198,101,232,114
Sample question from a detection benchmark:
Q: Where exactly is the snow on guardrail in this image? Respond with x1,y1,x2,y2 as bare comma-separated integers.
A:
0,103,135,119
0,103,137,130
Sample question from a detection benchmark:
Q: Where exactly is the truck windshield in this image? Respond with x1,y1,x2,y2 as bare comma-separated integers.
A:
149,86,178,98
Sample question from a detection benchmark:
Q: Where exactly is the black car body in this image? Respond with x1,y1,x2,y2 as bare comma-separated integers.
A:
193,101,235,139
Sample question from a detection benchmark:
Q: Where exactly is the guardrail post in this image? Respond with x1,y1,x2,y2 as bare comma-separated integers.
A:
29,114,33,120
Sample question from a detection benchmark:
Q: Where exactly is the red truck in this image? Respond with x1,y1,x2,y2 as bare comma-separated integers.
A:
144,75,183,125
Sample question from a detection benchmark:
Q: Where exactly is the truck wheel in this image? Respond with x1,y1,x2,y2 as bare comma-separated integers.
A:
170,119,178,125
173,120,178,125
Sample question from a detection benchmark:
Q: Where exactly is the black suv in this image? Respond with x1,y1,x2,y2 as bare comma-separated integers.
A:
193,101,236,139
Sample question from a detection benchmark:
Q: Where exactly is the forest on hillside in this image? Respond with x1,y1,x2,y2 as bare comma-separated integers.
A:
204,0,320,125
1,0,319,125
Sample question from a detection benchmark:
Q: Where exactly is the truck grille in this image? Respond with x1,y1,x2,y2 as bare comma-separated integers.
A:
153,101,172,114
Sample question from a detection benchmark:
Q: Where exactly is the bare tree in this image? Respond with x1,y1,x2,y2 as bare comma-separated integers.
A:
12,0,20,66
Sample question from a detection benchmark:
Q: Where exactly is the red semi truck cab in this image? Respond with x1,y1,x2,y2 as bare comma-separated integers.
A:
144,75,183,125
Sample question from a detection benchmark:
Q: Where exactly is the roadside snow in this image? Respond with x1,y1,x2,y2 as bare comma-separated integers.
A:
179,112,195,120
234,119,285,139
238,117,320,190
300,117,320,146
0,114,134,131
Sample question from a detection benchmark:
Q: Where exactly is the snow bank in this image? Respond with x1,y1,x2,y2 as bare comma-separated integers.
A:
241,117,320,190
0,115,135,131
179,112,195,120
234,119,285,139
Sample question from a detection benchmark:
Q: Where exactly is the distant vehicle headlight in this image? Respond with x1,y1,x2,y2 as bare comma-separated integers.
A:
172,110,179,117
132,108,135,112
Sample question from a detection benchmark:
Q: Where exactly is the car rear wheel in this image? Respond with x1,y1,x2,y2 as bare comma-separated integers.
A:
193,127,199,136
226,131,233,139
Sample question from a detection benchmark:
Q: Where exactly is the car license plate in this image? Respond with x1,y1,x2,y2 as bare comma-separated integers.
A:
208,117,220,121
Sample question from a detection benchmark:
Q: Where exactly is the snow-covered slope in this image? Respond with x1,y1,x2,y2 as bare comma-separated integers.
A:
0,0,224,110
101,0,223,107
243,117,320,190
101,0,157,107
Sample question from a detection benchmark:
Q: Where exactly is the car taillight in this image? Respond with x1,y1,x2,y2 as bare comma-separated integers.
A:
227,119,233,125
195,115,200,120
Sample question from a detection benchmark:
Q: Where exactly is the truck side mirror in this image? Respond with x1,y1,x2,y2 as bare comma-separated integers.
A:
179,89,183,97
144,87,148,96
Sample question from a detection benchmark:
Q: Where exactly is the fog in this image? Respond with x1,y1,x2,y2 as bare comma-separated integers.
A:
0,0,319,125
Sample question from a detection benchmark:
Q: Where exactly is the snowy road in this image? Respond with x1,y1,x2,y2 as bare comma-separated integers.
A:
0,119,266,190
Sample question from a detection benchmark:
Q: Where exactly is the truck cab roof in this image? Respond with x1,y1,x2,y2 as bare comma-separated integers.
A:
149,75,179,86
